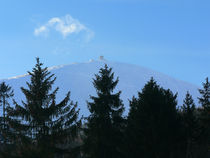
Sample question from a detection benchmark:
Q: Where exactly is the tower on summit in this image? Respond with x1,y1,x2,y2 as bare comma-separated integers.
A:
99,56,104,60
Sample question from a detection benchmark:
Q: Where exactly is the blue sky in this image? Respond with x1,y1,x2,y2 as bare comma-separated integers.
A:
0,0,209,86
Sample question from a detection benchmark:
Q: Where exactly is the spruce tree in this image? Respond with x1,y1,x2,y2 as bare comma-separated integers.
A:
182,91,197,158
126,78,180,158
0,82,14,146
198,77,210,153
83,64,125,158
6,58,81,158
0,82,14,130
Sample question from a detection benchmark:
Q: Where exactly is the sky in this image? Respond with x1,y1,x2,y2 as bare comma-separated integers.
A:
0,0,209,86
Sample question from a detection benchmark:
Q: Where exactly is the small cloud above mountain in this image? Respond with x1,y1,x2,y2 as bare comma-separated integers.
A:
34,14,94,41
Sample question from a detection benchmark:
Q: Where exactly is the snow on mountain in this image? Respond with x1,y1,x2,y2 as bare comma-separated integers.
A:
0,59,200,116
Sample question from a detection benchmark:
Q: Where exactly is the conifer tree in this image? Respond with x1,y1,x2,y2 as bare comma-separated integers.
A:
6,58,81,158
182,91,197,158
83,64,125,158
198,77,210,153
126,78,180,158
0,82,14,130
0,82,14,146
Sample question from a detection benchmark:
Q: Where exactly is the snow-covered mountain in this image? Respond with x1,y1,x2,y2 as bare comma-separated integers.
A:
0,59,200,116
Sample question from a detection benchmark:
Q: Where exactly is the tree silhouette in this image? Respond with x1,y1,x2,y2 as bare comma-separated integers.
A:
198,77,210,154
0,82,14,130
182,91,197,158
126,78,180,158
6,58,81,158
83,64,125,158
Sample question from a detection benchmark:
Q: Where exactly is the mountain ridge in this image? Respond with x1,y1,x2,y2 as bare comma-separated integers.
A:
0,59,200,116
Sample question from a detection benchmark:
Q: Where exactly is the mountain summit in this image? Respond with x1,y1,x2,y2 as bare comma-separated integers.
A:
1,60,200,116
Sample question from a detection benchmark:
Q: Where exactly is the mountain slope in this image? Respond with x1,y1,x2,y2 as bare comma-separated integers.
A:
1,59,200,116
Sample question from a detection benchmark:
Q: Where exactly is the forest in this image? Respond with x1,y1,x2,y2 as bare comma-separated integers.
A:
0,58,209,158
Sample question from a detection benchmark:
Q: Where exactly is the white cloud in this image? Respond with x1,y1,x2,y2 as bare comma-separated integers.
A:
34,26,48,36
34,14,94,40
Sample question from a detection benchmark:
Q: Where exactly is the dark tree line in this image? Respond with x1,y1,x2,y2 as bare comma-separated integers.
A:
0,58,209,158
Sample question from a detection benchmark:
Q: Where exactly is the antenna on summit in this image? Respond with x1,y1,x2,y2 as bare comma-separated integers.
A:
99,56,105,61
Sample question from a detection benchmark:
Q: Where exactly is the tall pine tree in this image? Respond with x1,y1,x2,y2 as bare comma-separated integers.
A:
182,91,197,158
83,64,125,158
0,82,14,130
126,78,180,158
198,77,210,153
5,58,81,158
